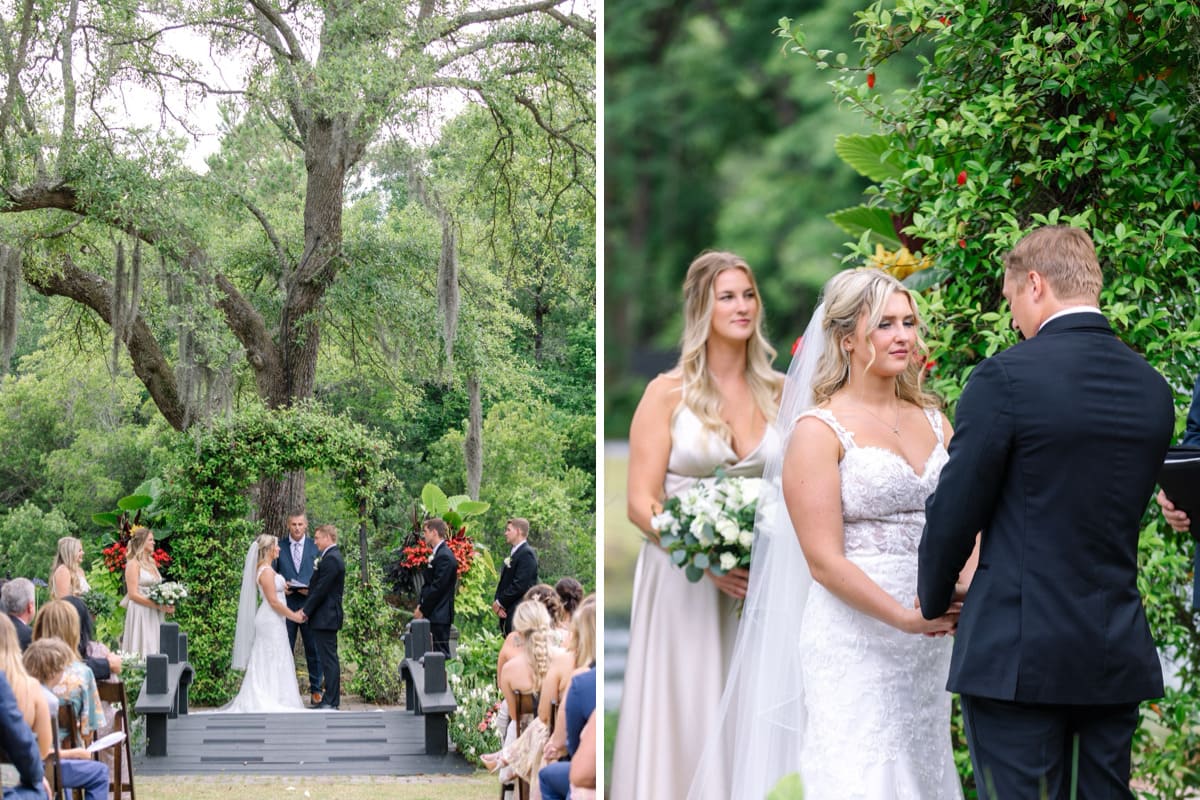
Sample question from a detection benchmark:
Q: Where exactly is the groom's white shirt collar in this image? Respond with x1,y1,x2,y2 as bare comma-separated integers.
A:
1039,305,1102,333
509,540,526,557
320,543,337,557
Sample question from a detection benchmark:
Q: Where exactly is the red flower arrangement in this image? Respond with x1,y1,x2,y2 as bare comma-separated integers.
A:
479,700,503,732
102,540,171,575
400,527,476,578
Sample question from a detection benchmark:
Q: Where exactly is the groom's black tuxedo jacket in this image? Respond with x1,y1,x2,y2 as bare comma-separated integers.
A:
302,545,345,631
919,312,1174,705
418,542,458,625
494,543,538,633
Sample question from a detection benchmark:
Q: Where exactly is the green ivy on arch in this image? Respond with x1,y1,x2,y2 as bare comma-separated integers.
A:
160,401,395,704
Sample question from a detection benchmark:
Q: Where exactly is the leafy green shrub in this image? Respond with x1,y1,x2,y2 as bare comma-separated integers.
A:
0,501,74,582
343,561,406,704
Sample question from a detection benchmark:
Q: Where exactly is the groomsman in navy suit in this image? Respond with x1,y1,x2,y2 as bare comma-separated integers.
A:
493,517,538,635
275,511,323,706
414,518,458,656
918,226,1175,799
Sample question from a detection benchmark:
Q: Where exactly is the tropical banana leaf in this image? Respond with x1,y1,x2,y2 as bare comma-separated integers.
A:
828,205,901,249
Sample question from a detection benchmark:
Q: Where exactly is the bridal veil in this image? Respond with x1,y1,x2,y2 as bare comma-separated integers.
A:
230,538,261,670
686,303,827,800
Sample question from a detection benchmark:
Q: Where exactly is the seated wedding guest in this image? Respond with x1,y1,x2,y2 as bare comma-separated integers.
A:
30,601,105,740
538,663,597,800
2,578,36,650
481,600,559,783
6,623,109,800
538,596,595,726
568,711,597,800
523,584,568,644
50,538,89,600
0,670,49,800
553,578,584,619
63,597,121,683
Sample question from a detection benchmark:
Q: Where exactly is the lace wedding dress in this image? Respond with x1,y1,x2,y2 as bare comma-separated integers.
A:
796,407,961,799
610,405,781,800
223,567,304,713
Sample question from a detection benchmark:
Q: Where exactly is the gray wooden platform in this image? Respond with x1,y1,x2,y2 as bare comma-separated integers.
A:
131,710,475,776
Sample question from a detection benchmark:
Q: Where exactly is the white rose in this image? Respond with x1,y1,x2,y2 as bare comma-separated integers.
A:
690,515,714,545
651,511,678,533
715,517,740,543
679,489,702,516
739,530,754,549
719,552,738,572
739,478,762,507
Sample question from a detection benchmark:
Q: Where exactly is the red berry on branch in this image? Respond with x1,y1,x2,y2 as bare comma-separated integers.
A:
956,170,967,186
939,15,949,25
866,72,876,89
958,239,967,248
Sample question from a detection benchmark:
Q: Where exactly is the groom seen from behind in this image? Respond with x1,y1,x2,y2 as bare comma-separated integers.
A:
275,511,323,707
918,226,1175,799
301,524,345,710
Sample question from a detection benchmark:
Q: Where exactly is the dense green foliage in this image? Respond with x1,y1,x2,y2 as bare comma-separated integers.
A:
784,1,1200,794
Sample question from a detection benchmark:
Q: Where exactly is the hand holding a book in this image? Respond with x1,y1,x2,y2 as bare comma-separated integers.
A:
1157,489,1192,533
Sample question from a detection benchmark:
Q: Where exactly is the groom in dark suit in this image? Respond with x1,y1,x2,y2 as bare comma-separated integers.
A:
275,511,323,706
414,518,458,656
918,226,1175,799
493,517,538,635
301,524,346,709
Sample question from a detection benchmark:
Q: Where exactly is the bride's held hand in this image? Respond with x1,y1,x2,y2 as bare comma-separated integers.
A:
706,567,749,600
897,605,958,636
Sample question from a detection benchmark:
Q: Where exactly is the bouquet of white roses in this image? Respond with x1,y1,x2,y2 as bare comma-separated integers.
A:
651,472,762,582
147,581,189,606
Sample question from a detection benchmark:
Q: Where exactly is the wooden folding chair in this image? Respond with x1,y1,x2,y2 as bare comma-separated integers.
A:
96,681,136,800
498,690,537,800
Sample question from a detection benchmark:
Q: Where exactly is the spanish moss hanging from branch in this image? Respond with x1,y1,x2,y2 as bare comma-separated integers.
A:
0,244,20,375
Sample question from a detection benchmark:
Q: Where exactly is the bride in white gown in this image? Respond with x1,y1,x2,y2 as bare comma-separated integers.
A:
224,533,306,713
690,268,979,800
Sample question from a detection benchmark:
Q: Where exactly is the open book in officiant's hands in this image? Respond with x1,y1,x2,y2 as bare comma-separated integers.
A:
1159,447,1200,524
87,731,126,753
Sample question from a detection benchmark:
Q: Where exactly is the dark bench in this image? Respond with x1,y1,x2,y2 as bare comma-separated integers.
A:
134,622,195,757
399,619,458,755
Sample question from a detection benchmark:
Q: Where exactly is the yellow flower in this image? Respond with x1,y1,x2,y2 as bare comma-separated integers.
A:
867,243,932,280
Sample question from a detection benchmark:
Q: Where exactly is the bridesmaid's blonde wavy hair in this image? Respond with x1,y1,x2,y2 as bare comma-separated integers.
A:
670,251,782,436
50,536,84,596
810,268,938,409
127,526,157,570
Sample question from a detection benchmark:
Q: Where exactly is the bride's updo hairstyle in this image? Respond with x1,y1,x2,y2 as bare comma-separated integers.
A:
254,533,277,567
512,599,554,694
810,268,938,409
127,526,156,569
672,250,782,437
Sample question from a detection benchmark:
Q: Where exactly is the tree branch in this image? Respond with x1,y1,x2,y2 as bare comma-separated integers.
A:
542,8,595,41
437,0,565,39
214,272,284,401
25,254,188,430
235,191,290,279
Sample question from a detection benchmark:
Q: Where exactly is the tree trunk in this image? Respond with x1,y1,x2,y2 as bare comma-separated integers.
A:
465,374,483,500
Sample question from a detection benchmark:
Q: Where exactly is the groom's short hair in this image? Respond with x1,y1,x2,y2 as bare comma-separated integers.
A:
315,524,338,542
507,518,530,538
423,518,448,539
1004,225,1102,302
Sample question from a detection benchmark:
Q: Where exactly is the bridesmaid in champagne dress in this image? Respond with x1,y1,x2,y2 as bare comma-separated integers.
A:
610,251,782,799
121,526,172,657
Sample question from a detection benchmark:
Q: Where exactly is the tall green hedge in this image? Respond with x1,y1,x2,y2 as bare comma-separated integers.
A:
787,1,1200,794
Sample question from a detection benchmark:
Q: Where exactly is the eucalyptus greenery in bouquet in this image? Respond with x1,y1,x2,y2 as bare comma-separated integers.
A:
79,590,116,619
651,471,762,582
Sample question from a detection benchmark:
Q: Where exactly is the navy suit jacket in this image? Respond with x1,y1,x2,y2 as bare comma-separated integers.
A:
302,545,345,631
0,670,44,792
5,615,30,651
275,535,319,587
918,313,1174,704
418,542,458,625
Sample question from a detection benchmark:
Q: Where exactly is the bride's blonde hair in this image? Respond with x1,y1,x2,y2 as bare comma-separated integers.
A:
670,251,782,436
810,268,938,408
255,534,277,568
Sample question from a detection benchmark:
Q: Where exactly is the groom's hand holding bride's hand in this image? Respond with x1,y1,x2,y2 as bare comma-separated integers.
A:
706,567,749,600
907,597,960,638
